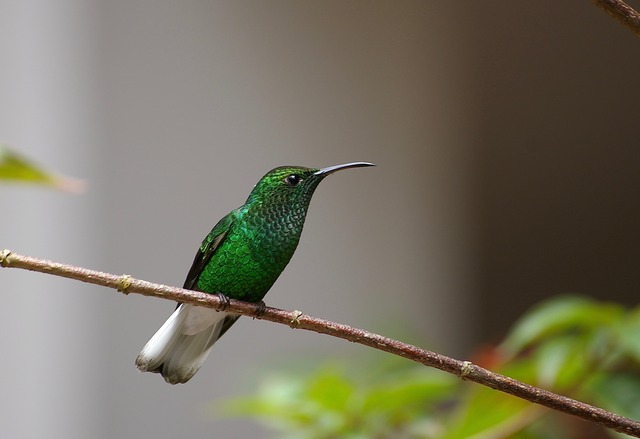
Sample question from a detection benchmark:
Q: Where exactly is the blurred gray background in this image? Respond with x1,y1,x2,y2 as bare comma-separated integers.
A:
1,1,639,438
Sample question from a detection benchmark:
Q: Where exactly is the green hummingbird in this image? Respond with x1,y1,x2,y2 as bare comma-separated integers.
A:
136,162,374,384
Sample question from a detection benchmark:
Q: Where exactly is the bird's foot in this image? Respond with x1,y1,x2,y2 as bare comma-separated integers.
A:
253,301,267,319
216,293,231,311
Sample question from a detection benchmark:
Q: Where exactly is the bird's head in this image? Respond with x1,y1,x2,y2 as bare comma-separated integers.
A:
246,162,375,206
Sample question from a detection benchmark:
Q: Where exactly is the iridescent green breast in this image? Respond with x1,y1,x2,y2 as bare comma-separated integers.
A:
196,202,307,302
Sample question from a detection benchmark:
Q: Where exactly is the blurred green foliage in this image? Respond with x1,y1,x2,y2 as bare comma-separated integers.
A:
223,296,640,438
0,144,83,192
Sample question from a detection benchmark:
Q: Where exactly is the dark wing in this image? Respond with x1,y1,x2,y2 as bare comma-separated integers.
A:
179,210,241,336
183,210,237,290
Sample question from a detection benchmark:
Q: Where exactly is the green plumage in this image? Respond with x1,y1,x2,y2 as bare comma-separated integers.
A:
136,162,373,384
189,166,325,302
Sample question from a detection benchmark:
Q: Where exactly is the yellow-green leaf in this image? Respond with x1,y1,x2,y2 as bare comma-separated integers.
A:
0,144,85,192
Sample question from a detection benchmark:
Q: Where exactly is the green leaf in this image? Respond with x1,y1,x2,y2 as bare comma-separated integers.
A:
223,361,455,439
442,384,534,439
502,296,624,357
533,333,594,391
587,373,640,425
0,144,85,192
534,335,577,389
442,355,550,439
615,307,640,364
362,369,456,415
306,365,354,412
360,369,457,435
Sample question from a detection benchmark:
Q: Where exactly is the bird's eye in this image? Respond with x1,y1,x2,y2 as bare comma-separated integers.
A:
284,174,302,186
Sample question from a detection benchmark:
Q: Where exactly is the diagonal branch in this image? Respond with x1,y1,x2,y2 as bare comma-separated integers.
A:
595,0,640,36
2,249,640,437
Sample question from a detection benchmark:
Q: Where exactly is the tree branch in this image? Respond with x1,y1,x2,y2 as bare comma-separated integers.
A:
595,0,640,36
2,249,639,437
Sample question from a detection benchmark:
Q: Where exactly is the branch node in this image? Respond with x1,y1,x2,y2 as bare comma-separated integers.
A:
460,360,475,379
117,275,133,294
0,249,12,267
289,310,303,327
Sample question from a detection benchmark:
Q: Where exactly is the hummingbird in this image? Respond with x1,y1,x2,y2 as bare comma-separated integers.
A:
135,161,374,384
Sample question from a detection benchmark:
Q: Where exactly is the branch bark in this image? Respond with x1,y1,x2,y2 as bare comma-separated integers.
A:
595,0,640,36
2,249,640,437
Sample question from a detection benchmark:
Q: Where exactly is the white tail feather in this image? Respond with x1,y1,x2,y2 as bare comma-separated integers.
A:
136,304,229,384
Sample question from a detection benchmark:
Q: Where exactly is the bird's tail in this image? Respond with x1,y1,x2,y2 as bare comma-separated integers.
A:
135,304,232,384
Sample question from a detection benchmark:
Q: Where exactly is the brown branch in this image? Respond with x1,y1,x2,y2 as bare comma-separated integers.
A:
595,0,640,37
2,249,640,437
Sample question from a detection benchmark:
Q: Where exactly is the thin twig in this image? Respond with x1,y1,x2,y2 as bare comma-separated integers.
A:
595,0,640,37
1,249,639,437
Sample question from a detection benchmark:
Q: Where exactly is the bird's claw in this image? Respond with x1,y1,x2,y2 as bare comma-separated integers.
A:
216,293,231,311
252,301,266,319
